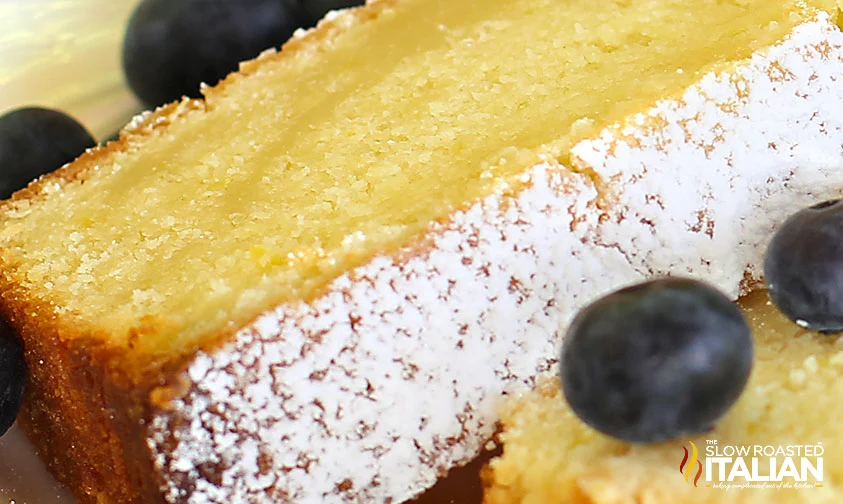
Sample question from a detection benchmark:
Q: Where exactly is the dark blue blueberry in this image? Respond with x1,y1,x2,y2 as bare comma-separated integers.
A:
764,199,843,333
0,107,95,200
122,0,303,109
560,278,753,443
297,1,366,28
0,321,26,437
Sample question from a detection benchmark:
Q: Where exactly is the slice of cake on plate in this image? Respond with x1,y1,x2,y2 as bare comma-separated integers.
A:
483,292,843,503
2,0,843,502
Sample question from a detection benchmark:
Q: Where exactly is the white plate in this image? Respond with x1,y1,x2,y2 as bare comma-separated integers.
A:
0,425,72,503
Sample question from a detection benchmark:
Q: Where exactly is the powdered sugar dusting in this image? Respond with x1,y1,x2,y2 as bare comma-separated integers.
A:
148,15,843,504
576,14,843,294
150,163,636,503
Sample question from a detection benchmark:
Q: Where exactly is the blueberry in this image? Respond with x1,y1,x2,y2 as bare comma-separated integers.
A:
297,1,366,28
0,321,26,437
560,278,753,443
764,199,843,332
122,0,303,109
0,107,95,200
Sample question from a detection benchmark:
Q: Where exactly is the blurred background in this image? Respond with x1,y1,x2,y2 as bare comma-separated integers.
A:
0,0,143,141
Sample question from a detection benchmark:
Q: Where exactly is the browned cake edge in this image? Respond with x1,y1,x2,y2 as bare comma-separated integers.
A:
5,2,843,502
0,3,399,502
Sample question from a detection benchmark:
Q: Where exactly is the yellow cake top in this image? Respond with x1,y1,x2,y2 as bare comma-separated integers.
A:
0,0,838,357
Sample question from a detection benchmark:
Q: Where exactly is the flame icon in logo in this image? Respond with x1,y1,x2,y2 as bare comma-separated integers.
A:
680,441,703,487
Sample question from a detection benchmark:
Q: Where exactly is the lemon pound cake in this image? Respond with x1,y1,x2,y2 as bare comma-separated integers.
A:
483,291,843,504
3,0,843,502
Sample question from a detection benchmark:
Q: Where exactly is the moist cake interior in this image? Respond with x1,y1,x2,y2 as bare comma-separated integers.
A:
484,290,843,503
0,0,838,357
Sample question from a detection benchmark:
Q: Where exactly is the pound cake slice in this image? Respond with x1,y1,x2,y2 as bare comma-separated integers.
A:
483,292,843,503
3,0,843,502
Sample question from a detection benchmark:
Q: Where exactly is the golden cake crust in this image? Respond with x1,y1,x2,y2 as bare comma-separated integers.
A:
0,4,404,502
3,2,843,503
145,12,843,504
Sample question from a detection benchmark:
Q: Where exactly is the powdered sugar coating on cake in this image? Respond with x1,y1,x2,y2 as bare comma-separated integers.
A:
150,163,634,503
576,15,843,296
148,13,843,504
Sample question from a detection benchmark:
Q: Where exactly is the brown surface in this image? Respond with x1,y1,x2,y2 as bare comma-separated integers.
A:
410,443,500,504
0,423,497,504
6,310,165,503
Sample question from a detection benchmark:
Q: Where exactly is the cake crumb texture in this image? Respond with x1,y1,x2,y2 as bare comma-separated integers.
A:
3,1,843,503
0,0,834,356
149,14,843,504
484,292,843,504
